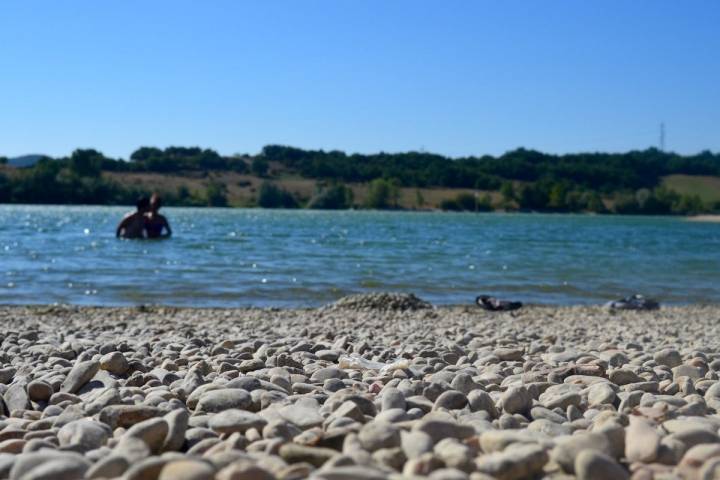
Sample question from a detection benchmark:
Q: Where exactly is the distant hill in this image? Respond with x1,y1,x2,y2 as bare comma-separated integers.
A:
7,154,46,168
1,145,719,214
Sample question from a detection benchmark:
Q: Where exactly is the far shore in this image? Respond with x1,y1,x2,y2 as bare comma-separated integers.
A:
2,202,720,219
687,214,720,222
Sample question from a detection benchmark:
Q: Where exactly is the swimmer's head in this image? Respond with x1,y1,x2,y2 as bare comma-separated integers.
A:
150,193,162,211
136,196,150,212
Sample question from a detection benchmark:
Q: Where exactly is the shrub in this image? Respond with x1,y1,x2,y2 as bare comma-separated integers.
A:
258,182,298,208
307,184,353,209
365,178,399,209
439,198,462,211
440,193,493,212
205,182,228,207
251,157,269,177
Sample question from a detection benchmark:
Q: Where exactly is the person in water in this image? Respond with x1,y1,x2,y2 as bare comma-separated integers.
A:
144,193,172,238
116,196,150,239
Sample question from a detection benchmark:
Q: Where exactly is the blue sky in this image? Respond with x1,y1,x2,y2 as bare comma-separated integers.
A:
1,1,718,159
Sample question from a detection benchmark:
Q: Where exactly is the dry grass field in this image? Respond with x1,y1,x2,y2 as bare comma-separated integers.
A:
104,171,500,209
662,174,720,203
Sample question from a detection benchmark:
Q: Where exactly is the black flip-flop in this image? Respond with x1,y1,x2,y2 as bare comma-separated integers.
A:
476,295,522,311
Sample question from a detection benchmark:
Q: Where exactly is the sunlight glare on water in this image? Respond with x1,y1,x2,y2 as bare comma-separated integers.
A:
0,205,719,307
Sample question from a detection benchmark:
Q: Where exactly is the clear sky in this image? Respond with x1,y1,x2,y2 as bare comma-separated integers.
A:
1,1,718,159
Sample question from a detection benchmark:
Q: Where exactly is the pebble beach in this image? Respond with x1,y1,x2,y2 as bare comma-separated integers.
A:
1,294,719,480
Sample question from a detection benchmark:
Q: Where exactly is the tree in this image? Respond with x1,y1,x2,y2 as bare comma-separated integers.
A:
477,193,493,211
177,185,191,202
547,183,568,211
365,178,399,209
415,190,425,208
440,192,493,212
439,198,462,211
68,149,104,177
258,182,298,208
0,173,10,202
518,184,549,210
130,147,163,162
251,157,270,177
585,192,608,213
674,194,704,215
307,184,353,209
205,181,228,207
456,193,477,211
500,181,515,207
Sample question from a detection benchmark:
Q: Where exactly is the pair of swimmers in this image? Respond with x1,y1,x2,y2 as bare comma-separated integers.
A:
116,194,172,239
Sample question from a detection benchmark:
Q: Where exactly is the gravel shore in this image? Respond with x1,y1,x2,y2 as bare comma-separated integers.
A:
0,297,719,479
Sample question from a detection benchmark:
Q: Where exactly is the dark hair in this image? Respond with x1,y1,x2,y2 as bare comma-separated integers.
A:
150,193,162,209
136,196,150,210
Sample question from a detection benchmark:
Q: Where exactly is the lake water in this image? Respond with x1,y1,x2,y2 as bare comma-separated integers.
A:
1,205,719,307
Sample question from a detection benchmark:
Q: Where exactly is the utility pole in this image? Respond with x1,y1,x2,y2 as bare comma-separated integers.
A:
659,122,666,151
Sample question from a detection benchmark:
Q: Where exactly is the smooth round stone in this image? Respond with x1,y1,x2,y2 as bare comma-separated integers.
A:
27,380,53,402
501,386,532,415
358,421,401,451
450,374,478,395
315,350,341,362
625,416,661,463
677,444,720,479
469,390,499,418
654,349,682,368
159,459,216,480
60,360,100,394
574,450,629,480
216,461,274,480
375,408,409,423
433,390,468,410
57,420,110,451
310,367,348,383
381,388,406,411
9,451,92,480
475,443,548,480
122,417,169,453
608,369,643,385
498,414,522,430
162,409,189,453
278,403,324,429
673,365,703,381
224,377,262,391
587,383,616,406
262,420,301,441
195,389,252,413
527,419,572,436
99,351,130,376
208,409,267,434
494,347,524,361
538,384,582,410
401,430,434,459
85,455,130,479
551,433,614,474
323,378,346,392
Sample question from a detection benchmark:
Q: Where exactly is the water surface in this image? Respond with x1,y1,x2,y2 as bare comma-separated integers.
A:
1,205,719,307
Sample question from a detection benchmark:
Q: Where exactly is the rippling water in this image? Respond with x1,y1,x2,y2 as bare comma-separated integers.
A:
1,205,719,307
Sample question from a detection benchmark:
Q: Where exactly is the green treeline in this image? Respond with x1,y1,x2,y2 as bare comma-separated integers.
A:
258,145,720,191
0,149,243,207
1,145,719,214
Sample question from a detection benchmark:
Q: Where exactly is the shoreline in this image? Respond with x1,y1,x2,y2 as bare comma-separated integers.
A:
687,214,720,222
3,301,720,313
2,202,719,219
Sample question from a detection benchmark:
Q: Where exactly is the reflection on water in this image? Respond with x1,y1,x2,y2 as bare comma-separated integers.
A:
1,205,719,307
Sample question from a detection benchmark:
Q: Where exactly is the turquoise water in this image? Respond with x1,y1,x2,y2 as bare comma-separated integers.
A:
1,205,719,307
